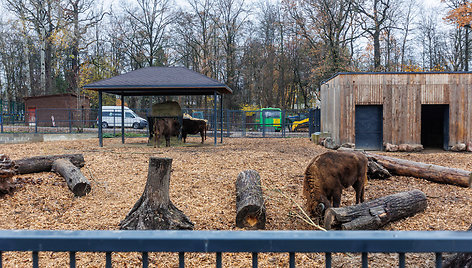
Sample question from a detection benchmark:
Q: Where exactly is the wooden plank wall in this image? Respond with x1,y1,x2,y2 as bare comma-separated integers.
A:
321,73,472,147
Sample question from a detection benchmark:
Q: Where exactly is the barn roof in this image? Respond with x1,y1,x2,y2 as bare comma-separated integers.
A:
82,66,232,96
321,71,472,85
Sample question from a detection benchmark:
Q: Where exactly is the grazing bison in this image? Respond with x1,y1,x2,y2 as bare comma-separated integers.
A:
182,118,207,144
303,151,368,220
148,117,181,147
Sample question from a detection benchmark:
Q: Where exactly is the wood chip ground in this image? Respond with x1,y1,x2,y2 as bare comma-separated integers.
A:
1,137,471,267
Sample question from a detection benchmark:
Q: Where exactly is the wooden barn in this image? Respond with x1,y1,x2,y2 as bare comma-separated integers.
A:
320,72,472,151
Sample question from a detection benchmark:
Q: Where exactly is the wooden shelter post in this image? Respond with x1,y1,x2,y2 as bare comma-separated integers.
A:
220,94,223,143
121,94,125,144
98,91,103,147
214,91,217,145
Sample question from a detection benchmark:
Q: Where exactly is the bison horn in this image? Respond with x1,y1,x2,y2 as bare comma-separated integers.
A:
318,203,325,212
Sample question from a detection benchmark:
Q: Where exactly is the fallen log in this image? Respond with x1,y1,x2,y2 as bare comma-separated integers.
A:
366,153,472,187
366,157,391,180
15,154,85,174
235,170,266,229
51,159,91,196
0,154,17,195
119,157,194,230
324,189,427,230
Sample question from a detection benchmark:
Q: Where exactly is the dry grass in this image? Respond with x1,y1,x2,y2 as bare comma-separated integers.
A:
1,137,471,267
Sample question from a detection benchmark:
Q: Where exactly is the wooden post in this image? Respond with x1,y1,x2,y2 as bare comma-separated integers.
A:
15,154,85,174
52,159,91,196
119,157,194,230
235,170,266,229
324,189,427,230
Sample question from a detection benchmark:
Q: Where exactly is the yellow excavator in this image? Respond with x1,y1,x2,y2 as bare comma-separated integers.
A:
291,118,309,132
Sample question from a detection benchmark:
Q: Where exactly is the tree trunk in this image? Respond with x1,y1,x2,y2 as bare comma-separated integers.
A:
443,224,472,267
324,189,427,230
235,170,266,229
366,153,472,187
119,157,194,230
0,154,18,195
51,159,91,196
15,154,85,174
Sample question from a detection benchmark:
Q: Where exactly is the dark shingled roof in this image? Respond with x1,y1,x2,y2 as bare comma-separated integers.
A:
82,66,232,96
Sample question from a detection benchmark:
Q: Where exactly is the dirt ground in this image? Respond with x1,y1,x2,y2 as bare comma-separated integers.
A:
1,137,471,267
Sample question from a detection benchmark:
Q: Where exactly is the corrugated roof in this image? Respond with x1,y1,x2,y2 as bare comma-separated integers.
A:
82,66,232,95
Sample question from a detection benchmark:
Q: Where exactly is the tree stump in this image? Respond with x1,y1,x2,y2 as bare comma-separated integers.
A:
119,157,194,230
235,170,266,229
51,159,91,196
324,189,427,230
0,154,18,195
366,153,472,187
15,154,85,174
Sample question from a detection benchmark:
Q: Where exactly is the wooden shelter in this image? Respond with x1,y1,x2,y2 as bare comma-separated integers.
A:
83,67,232,146
320,72,472,150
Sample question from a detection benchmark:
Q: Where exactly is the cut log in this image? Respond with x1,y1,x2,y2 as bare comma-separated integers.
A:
51,159,91,196
0,154,18,195
366,153,472,187
366,156,391,180
443,224,472,267
119,157,194,230
15,154,85,174
324,189,427,230
0,154,17,178
235,170,266,229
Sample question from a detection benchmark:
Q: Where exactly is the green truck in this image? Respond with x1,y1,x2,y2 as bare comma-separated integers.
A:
255,108,282,132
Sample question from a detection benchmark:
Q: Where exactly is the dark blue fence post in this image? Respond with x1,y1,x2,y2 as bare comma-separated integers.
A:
262,112,266,138
226,110,230,138
242,111,246,137
69,110,72,133
282,110,286,138
35,110,38,133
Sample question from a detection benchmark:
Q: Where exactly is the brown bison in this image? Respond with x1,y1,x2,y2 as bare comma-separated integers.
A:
182,118,207,144
148,117,181,147
303,151,368,220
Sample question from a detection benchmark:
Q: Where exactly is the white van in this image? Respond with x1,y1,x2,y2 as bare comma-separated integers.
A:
99,106,148,129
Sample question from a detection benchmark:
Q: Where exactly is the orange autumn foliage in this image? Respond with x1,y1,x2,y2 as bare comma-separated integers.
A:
444,1,472,27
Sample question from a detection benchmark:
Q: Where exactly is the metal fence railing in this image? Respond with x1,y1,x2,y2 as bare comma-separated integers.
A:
0,107,321,139
0,230,471,268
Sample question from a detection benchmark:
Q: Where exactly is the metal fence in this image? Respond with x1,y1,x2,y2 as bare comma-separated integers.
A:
0,230,471,268
0,107,320,138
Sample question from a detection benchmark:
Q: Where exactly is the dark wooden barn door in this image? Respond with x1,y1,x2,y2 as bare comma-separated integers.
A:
355,105,383,150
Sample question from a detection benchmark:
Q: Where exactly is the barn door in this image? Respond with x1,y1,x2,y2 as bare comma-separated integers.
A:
355,105,383,150
421,104,449,150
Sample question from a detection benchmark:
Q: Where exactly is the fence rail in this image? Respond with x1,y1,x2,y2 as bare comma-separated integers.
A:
0,230,471,267
0,108,320,138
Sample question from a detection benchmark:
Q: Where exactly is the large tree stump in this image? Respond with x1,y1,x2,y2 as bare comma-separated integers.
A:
366,153,472,187
443,224,472,267
324,189,427,230
235,170,266,229
51,159,91,196
119,157,194,230
0,154,18,195
15,154,85,174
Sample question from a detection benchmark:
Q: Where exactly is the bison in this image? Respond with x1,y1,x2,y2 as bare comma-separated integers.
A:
303,151,368,221
148,117,181,147
182,118,207,144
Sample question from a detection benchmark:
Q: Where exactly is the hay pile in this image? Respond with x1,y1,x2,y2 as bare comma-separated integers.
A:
1,137,471,267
